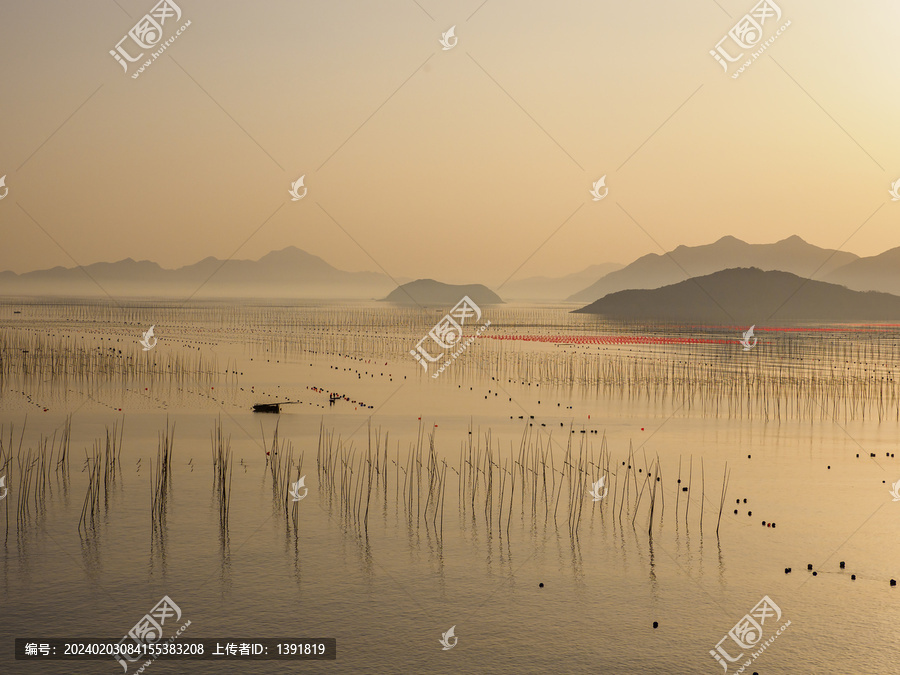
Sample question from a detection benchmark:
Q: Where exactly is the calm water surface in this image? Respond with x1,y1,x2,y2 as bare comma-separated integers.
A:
1,301,899,674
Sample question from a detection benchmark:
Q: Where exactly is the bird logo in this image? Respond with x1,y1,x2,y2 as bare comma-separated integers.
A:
588,476,608,501
0,475,7,501
140,325,157,351
739,325,757,351
590,175,608,201
890,179,900,202
289,476,308,501
890,480,900,501
289,176,307,201
439,625,458,650
439,26,458,50
0,175,7,200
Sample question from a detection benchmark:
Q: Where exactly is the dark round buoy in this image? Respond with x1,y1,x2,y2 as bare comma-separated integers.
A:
748,511,752,516
677,479,681,483
539,583,544,588
653,621,658,629
734,509,738,514
736,499,740,504
808,564,813,570
748,455,751,459
785,568,791,574
771,523,775,528
840,561,845,569
813,571,818,576
762,521,766,526
743,498,747,503
856,453,859,457
827,466,830,469
851,574,856,580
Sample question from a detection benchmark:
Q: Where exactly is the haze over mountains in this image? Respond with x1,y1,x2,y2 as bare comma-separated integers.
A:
567,235,860,303
574,268,900,322
0,247,403,299
823,246,900,295
5,236,900,306
501,263,622,300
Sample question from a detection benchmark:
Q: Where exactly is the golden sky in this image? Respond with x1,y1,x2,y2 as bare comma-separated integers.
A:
1,0,899,286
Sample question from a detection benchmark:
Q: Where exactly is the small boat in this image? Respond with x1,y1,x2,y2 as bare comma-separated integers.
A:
252,401,298,413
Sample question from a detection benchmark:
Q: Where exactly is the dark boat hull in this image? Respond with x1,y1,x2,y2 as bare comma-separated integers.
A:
252,403,281,413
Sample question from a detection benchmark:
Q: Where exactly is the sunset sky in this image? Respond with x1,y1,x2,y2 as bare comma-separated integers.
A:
1,0,899,286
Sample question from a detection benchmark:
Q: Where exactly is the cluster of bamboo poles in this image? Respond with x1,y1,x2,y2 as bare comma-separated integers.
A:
0,328,219,388
314,421,732,540
78,421,123,533
316,420,405,535
232,306,900,423
261,420,304,531
0,417,73,538
149,422,175,533
211,417,233,530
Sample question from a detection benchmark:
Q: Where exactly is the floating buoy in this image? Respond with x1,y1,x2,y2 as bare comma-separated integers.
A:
785,568,791,574
652,622,658,629
808,564,813,570
851,575,856,580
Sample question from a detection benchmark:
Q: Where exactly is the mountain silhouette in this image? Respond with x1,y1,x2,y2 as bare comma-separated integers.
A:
382,279,503,306
573,267,900,322
567,235,859,303
823,245,900,295
0,246,399,299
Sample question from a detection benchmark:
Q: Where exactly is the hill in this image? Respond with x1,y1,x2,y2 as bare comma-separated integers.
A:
382,279,503,306
824,246,900,295
573,267,900,322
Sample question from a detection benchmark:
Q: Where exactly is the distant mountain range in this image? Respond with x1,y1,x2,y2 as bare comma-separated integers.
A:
567,235,860,303
500,263,623,300
382,279,503,306
573,267,900,322
0,247,403,299
823,246,900,295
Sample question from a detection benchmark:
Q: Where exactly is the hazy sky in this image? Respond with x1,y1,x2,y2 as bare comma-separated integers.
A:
1,0,899,286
